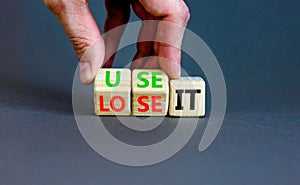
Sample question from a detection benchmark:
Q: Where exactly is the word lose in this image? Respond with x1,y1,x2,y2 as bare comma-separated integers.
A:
94,69,205,117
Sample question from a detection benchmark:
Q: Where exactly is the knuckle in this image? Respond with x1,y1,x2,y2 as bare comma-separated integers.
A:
69,36,92,59
43,0,66,13
44,0,88,13
180,3,190,24
185,8,191,22
43,0,54,10
168,2,190,25
44,0,59,11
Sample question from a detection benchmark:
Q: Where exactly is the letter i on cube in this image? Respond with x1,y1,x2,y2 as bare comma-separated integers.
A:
169,77,205,117
94,69,131,115
132,69,169,116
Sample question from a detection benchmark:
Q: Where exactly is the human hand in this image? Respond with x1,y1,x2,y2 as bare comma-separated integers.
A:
44,0,190,84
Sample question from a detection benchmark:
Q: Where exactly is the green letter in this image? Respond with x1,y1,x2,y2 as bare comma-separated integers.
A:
152,72,163,88
106,71,120,87
137,72,149,88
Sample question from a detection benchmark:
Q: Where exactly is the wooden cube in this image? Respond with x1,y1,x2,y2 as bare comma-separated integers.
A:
169,77,205,117
94,68,131,115
132,69,169,116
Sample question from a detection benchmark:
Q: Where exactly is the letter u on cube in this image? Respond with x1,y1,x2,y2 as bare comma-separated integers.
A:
94,69,131,115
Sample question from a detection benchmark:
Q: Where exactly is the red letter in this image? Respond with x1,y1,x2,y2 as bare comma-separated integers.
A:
99,96,109,112
137,96,149,112
110,96,126,112
152,96,162,112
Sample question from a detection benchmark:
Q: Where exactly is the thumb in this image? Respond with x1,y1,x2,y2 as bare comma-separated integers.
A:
44,0,105,85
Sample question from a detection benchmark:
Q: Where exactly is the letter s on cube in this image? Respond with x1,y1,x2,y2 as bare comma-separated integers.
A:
132,69,169,116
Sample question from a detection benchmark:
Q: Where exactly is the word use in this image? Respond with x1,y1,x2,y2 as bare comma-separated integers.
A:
94,69,205,117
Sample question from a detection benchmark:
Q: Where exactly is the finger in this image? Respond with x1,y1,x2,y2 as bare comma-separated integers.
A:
131,41,154,69
102,0,131,68
44,0,104,85
142,56,160,69
130,1,157,69
139,0,190,78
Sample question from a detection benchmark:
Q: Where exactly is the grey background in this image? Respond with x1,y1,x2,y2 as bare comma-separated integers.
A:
0,0,299,185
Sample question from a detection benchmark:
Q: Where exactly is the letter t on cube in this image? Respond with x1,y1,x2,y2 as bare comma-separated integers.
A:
169,77,205,117
94,69,131,115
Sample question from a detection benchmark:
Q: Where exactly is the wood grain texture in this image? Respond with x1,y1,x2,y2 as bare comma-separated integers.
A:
169,77,205,117
94,68,131,115
132,69,169,116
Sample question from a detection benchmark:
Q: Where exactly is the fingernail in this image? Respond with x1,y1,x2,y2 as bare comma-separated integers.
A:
79,38,105,85
79,61,93,85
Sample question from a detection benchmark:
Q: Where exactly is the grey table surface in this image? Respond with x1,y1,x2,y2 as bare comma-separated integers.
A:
0,0,299,185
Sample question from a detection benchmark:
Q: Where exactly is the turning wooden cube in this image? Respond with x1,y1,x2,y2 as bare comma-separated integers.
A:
169,77,205,117
94,68,131,115
132,69,169,116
